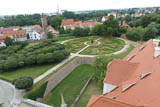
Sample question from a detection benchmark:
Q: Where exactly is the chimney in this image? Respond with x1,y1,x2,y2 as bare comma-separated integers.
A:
153,39,160,47
154,47,160,58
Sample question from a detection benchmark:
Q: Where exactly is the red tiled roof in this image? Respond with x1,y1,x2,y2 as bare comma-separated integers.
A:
0,30,26,41
88,39,160,107
61,19,74,26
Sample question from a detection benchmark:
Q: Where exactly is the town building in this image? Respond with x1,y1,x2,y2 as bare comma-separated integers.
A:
87,39,160,107
108,12,117,18
119,21,131,29
61,19,102,30
102,16,109,22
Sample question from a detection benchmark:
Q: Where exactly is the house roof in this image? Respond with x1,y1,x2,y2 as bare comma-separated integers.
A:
0,30,26,41
103,16,109,19
61,19,74,26
88,39,160,107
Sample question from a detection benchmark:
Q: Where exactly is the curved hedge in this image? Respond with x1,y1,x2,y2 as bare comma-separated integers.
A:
24,81,48,100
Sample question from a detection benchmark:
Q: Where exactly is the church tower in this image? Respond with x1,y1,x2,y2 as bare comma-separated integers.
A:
41,14,48,33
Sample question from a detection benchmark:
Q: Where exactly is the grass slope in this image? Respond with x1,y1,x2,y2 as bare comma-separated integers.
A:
75,45,135,107
1,64,56,80
44,64,94,107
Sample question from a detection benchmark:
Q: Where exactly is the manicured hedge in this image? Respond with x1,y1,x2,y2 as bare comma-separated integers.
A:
24,81,48,100
0,75,13,83
0,40,70,71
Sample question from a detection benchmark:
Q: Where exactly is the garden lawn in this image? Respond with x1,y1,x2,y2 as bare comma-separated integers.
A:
1,64,56,80
75,45,135,107
64,36,99,53
75,80,102,107
81,37,125,55
44,64,94,107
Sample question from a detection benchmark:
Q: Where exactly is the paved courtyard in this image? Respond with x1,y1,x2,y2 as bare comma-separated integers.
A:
0,80,16,107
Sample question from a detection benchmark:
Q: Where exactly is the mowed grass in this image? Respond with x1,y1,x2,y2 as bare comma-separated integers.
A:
64,36,99,53
81,37,125,55
75,45,135,107
1,64,56,80
75,80,102,107
44,64,94,107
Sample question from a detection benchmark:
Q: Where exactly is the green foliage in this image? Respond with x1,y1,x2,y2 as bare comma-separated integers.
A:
72,27,90,36
136,14,160,27
62,11,75,19
47,15,62,29
92,55,113,87
126,26,146,41
0,14,41,27
3,58,18,71
92,24,104,36
46,31,54,39
14,76,33,90
0,40,70,71
0,75,13,83
4,37,14,46
103,16,119,36
24,81,48,100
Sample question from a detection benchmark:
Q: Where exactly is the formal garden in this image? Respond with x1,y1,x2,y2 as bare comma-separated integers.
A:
64,36,125,55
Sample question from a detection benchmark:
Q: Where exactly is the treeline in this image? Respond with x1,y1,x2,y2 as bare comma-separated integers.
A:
0,40,70,71
126,14,160,41
0,11,108,29
0,14,41,27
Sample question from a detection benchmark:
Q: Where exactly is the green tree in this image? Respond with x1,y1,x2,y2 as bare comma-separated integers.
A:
48,15,62,29
126,27,146,41
46,31,54,39
103,16,119,36
4,37,14,46
92,24,104,36
62,11,75,19
92,55,113,88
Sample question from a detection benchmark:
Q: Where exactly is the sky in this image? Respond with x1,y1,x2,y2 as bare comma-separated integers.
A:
0,0,160,15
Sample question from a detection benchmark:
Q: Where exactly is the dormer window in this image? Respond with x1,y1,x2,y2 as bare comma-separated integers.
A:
122,82,136,92
140,72,152,80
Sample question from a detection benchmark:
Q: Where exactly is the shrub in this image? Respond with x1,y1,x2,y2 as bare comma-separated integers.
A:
14,76,33,90
25,55,36,65
24,81,48,100
36,54,46,64
3,58,18,71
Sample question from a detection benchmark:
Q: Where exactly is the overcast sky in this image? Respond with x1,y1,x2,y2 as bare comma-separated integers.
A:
1,0,160,15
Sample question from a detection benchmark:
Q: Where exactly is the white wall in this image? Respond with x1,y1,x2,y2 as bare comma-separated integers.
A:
103,83,117,95
0,42,6,47
102,17,106,22
29,31,41,40
14,37,27,41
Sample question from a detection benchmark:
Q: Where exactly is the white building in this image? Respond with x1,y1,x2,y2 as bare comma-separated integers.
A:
0,42,6,47
28,31,43,41
102,16,109,22
108,12,117,18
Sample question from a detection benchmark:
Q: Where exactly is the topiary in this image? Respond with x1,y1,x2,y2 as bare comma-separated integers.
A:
14,76,33,90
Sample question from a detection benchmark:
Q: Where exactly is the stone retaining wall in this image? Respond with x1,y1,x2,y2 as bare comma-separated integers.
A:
44,57,94,96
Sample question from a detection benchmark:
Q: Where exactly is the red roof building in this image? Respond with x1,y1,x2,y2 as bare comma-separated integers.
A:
61,19,102,30
87,39,160,107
